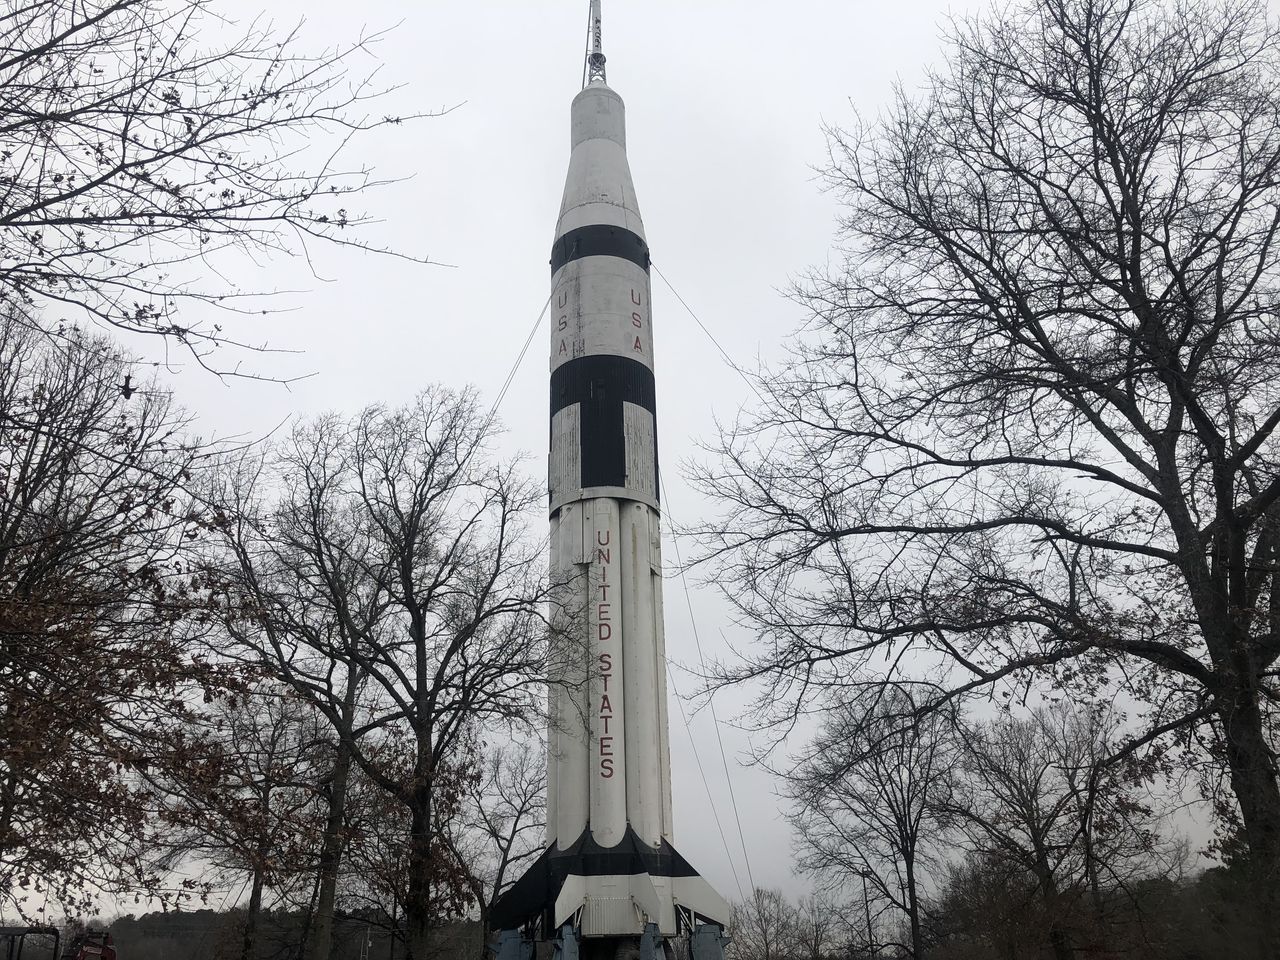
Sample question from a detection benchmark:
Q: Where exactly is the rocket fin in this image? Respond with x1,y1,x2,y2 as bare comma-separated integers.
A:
672,874,731,929
489,827,729,935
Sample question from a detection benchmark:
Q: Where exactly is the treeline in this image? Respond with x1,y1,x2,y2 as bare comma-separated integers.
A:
727,693,1261,959
0,3,545,960
731,867,1255,960
1,913,480,960
108,912,480,960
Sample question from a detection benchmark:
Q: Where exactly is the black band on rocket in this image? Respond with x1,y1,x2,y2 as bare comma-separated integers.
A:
551,354,655,416
551,355,659,495
550,224,650,274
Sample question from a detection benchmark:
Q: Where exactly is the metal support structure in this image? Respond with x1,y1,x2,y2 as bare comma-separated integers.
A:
690,925,729,960
586,0,607,84
553,924,580,960
491,929,533,960
638,924,662,960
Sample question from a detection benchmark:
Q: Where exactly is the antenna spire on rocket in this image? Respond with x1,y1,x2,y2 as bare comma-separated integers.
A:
585,0,607,86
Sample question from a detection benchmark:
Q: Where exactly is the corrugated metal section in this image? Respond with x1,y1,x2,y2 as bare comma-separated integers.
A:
582,896,640,937
622,402,658,502
549,405,582,509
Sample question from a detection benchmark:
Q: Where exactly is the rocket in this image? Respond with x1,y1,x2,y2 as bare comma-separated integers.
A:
490,3,731,949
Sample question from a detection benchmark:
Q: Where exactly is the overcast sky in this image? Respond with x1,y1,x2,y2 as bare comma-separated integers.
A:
156,0,987,904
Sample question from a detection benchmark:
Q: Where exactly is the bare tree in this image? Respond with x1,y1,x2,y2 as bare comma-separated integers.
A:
298,676,367,960
163,683,325,960
731,888,797,960
211,430,386,960
0,0,429,368
691,0,1280,945
445,736,547,937
936,705,1174,960
927,852,1050,960
0,311,223,914
787,689,949,960
214,388,550,960
792,894,839,960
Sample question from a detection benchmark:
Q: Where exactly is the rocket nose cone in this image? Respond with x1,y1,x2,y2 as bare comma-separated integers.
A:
571,82,626,150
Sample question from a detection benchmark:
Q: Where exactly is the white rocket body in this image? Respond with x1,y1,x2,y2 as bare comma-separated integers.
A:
492,79,729,941
549,80,665,852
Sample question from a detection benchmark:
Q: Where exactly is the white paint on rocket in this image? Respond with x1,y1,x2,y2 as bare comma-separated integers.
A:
538,64,731,937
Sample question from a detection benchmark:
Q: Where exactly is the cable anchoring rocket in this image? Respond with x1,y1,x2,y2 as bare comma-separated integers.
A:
490,5,732,960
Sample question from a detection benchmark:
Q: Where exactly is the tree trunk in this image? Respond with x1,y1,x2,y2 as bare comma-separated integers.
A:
1219,683,1280,957
1045,925,1073,960
1031,850,1072,960
476,902,489,952
305,736,354,960
296,871,320,960
404,795,434,960
0,765,18,854
904,857,925,960
241,862,266,960
1080,781,1106,946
